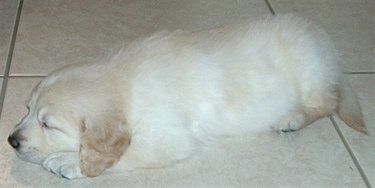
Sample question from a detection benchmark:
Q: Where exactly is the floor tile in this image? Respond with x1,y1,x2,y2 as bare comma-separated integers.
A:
0,78,366,187
268,0,375,72
334,74,375,187
0,0,19,75
10,0,269,75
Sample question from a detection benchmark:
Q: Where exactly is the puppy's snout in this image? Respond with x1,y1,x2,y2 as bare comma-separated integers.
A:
8,135,20,149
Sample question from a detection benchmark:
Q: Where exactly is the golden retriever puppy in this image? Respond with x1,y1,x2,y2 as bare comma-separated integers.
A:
8,15,367,179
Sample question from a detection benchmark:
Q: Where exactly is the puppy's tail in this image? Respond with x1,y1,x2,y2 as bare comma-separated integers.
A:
337,78,368,134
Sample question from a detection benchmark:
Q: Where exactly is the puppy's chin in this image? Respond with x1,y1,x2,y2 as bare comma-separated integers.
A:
14,148,46,164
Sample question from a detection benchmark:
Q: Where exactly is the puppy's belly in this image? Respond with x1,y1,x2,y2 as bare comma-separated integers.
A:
113,75,297,171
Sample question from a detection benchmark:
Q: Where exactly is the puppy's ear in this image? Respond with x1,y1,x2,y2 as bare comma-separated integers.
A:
79,113,131,177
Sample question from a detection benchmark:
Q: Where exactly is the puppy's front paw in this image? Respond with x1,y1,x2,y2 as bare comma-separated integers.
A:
274,114,306,133
42,152,83,179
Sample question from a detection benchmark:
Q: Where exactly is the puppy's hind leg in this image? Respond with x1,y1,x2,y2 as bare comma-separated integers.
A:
275,88,339,133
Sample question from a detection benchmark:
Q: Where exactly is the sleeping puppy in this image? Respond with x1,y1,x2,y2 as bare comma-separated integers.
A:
8,15,367,179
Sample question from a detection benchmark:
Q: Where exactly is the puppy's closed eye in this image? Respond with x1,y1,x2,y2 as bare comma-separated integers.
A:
38,115,51,129
41,122,49,129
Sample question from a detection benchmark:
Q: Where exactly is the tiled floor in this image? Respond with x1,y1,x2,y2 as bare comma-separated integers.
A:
0,0,374,187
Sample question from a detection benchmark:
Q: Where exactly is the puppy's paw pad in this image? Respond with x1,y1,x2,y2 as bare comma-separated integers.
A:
42,152,83,179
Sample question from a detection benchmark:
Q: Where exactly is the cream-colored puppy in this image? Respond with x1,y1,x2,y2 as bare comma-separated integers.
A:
8,15,367,179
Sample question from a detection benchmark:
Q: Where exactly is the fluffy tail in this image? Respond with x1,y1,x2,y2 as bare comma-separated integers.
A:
337,78,368,134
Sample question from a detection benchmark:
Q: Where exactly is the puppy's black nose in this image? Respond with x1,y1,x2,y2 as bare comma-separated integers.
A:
8,135,20,149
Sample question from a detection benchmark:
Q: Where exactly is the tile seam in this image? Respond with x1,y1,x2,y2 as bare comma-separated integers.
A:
330,116,372,188
0,0,24,119
264,0,275,15
344,71,375,75
0,75,45,78
8,75,47,78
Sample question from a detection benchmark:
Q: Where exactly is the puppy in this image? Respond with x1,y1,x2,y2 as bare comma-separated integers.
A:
8,15,367,179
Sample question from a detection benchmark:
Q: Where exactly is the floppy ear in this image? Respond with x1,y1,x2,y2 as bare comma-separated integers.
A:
79,113,131,177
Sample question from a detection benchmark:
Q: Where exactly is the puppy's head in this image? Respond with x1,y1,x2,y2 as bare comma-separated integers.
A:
8,66,131,177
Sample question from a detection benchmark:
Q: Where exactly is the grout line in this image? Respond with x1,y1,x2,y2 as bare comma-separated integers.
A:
0,74,47,79
9,74,47,78
0,0,24,119
344,71,375,75
264,0,276,15
330,116,372,188
4,72,372,77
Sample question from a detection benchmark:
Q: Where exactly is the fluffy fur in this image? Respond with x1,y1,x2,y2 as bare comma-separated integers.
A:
8,15,367,179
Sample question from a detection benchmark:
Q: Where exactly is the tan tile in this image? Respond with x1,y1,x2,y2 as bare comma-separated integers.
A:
268,0,375,72
0,77,365,187
0,0,19,75
334,74,375,186
10,0,269,75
